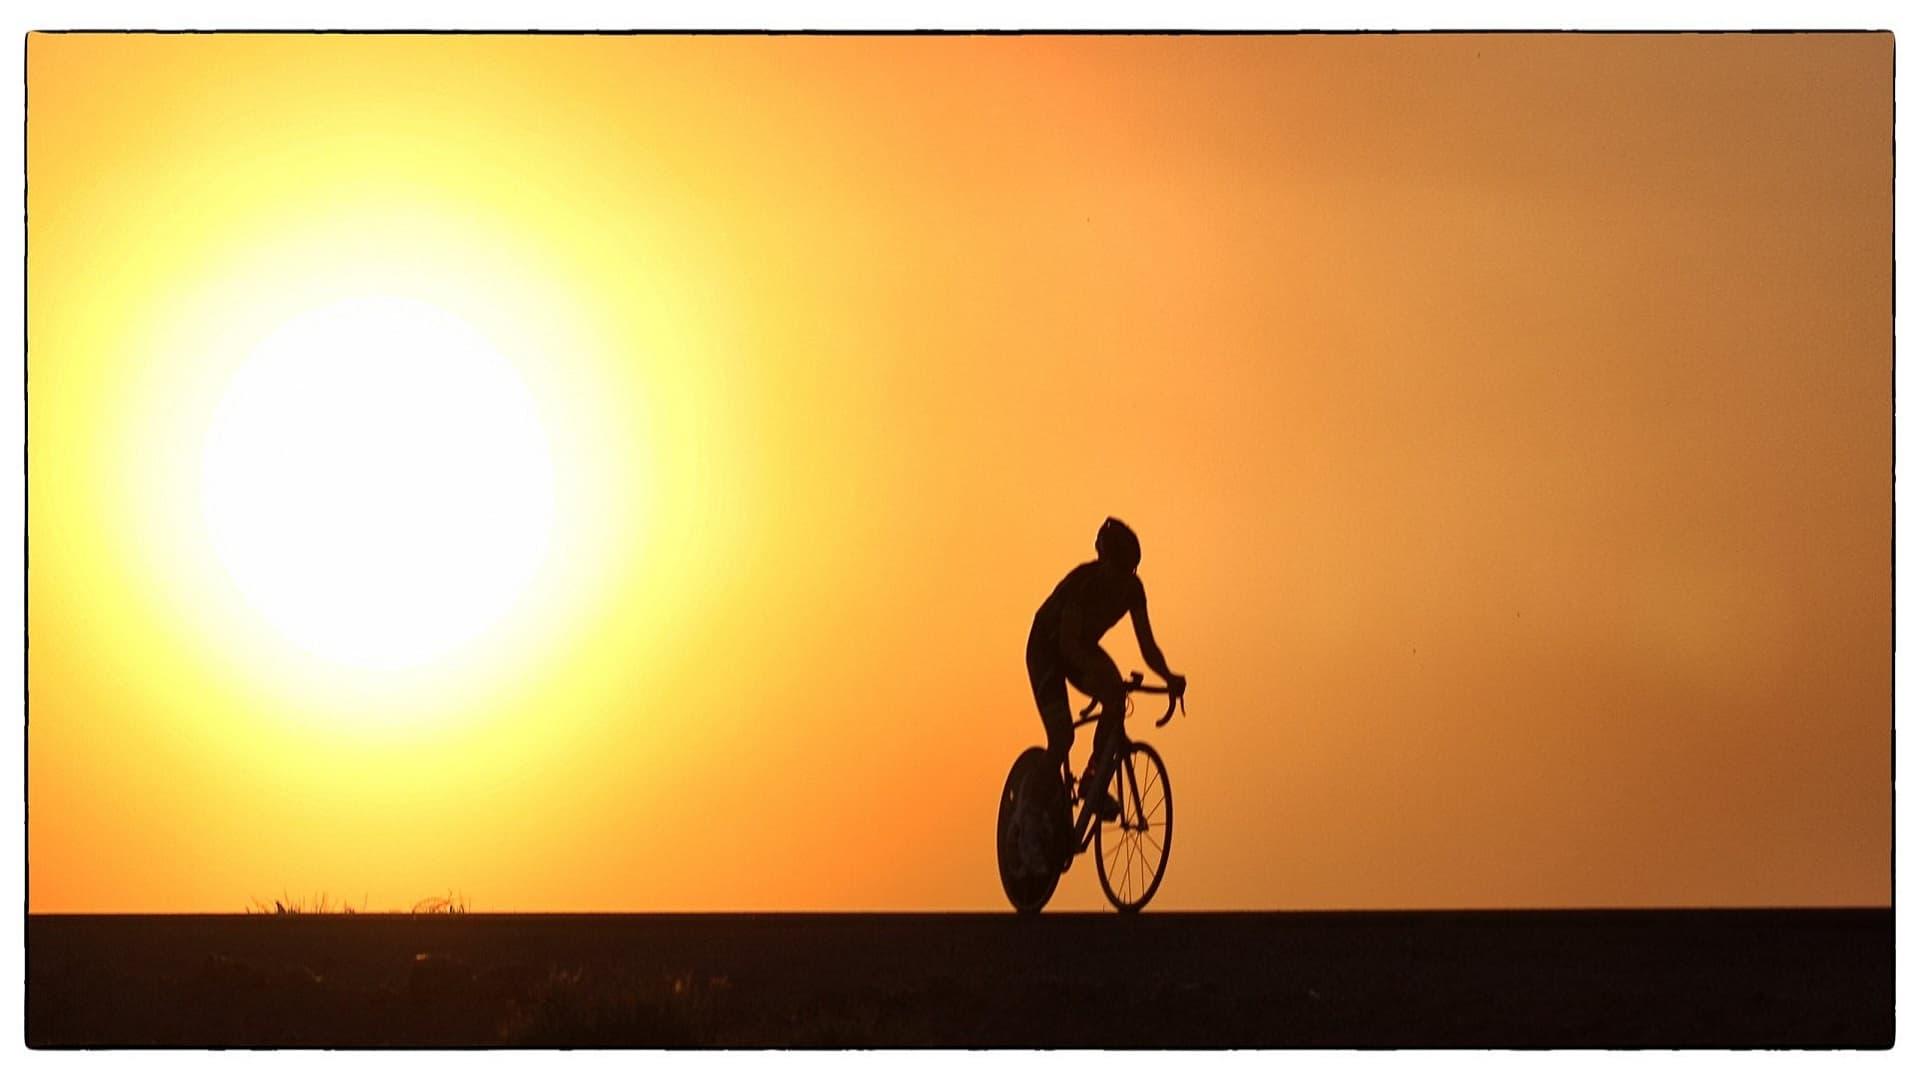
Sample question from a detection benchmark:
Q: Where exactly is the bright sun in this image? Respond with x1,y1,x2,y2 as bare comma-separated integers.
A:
202,295,555,670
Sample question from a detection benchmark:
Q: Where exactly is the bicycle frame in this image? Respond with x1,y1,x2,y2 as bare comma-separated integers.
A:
1062,718,1129,857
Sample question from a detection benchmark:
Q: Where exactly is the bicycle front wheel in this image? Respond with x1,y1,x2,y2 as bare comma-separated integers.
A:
1094,741,1172,913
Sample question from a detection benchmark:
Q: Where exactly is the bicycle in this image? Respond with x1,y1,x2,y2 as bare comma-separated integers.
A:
996,672,1184,914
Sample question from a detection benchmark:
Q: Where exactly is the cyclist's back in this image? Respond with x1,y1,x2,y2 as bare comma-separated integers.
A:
1029,560,1138,656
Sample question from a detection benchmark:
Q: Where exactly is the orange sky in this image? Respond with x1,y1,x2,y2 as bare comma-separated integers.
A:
27,33,1890,912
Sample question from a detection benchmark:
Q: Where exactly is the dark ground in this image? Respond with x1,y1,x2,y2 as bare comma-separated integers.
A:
26,909,1893,1048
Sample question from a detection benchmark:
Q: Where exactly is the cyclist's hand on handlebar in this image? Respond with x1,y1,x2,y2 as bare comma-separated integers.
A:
1154,673,1188,727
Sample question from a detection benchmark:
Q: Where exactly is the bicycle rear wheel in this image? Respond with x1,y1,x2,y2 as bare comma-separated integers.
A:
997,747,1068,913
1094,741,1172,913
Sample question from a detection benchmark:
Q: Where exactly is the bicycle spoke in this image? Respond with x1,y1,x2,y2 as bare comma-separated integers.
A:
1130,831,1145,896
1139,765,1164,815
1129,836,1143,902
1141,772,1162,814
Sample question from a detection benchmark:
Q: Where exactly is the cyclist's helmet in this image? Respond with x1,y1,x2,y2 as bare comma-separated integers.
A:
1095,516,1141,570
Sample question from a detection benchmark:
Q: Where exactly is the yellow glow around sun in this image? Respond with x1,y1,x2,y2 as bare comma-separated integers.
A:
201,295,555,670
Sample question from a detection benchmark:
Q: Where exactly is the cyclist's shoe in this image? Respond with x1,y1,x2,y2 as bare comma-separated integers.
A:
1080,774,1121,822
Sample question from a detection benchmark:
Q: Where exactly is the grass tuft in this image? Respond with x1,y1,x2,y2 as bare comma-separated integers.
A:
410,891,471,915
247,890,354,915
245,890,456,915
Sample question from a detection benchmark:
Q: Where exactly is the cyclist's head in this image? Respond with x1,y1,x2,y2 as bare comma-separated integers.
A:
1095,516,1141,571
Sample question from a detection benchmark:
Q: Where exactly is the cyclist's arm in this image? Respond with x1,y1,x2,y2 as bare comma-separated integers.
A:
1130,588,1180,685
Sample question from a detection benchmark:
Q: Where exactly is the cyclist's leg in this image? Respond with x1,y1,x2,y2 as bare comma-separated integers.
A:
1063,646,1126,801
1027,638,1075,771
1023,641,1074,870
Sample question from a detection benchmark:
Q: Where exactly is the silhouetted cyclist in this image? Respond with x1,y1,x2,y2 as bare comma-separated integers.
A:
1027,517,1186,820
